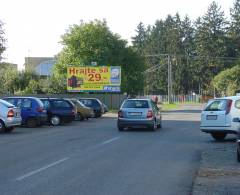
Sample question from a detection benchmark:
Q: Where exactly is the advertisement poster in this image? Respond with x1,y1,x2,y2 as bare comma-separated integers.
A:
67,66,121,92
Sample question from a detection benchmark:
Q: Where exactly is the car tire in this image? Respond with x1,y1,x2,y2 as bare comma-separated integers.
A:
77,113,84,121
0,120,6,133
26,118,37,128
50,115,61,126
150,120,157,131
237,148,240,162
157,121,162,129
5,127,14,133
118,126,124,131
211,132,227,141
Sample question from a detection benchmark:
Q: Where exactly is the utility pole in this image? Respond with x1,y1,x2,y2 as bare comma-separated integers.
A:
167,55,172,104
145,54,173,104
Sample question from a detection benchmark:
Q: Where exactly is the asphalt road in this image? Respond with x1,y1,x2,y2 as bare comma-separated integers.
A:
0,105,213,195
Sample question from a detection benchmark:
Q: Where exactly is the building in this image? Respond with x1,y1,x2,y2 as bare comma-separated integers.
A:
24,57,57,76
0,62,18,71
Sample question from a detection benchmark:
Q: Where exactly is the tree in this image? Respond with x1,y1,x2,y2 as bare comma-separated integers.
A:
213,65,240,96
132,22,146,55
54,20,145,94
194,1,228,93
229,0,240,58
0,20,6,62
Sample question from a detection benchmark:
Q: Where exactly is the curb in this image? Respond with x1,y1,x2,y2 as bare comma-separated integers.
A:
192,141,240,194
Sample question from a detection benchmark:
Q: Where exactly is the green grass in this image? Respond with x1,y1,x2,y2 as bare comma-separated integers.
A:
160,103,179,111
108,109,119,114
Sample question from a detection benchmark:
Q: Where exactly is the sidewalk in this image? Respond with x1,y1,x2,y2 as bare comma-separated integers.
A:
192,139,240,194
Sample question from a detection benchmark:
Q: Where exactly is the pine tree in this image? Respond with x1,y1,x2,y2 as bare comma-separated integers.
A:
132,22,146,56
230,0,240,57
0,20,6,62
194,1,228,92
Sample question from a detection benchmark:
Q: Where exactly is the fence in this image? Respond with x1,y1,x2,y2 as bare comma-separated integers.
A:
0,94,207,110
138,94,203,103
0,94,127,110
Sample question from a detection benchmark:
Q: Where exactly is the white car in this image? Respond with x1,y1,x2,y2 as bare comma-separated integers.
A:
200,96,240,140
0,99,22,133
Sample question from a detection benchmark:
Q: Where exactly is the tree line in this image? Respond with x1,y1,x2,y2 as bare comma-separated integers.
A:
132,0,240,96
0,0,240,96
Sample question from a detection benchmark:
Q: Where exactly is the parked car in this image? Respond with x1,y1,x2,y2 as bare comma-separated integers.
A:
237,135,240,162
67,98,94,120
117,98,162,131
102,103,109,113
3,97,47,128
0,99,22,132
40,98,76,126
200,96,240,141
78,98,104,117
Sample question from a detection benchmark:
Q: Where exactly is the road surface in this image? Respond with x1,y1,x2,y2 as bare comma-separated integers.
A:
0,105,214,195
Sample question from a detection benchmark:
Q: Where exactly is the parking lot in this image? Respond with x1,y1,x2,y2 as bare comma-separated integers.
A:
0,104,224,195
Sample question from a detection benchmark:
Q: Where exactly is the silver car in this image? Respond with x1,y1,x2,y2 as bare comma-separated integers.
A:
117,98,162,131
0,99,22,133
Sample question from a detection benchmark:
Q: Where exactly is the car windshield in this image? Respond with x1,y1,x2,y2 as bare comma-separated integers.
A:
122,100,149,108
204,99,227,111
76,100,86,107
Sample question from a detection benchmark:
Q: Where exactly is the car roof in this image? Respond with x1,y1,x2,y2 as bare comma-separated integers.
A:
125,98,151,101
214,96,240,101
4,96,38,99
40,98,64,100
79,98,99,100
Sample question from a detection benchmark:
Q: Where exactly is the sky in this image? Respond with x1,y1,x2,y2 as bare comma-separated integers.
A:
0,0,235,69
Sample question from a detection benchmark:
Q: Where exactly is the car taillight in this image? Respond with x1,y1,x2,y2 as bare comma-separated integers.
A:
72,109,76,115
147,110,153,118
7,109,14,117
226,100,233,115
37,107,44,113
118,110,123,118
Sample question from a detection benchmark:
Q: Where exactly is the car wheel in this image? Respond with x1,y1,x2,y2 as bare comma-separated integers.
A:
237,148,240,162
0,120,6,133
211,132,227,141
26,118,37,128
118,126,124,131
157,123,162,129
77,113,84,121
5,127,14,133
150,120,157,131
50,115,61,126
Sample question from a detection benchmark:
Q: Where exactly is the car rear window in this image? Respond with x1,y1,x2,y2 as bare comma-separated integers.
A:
41,100,50,109
204,100,227,111
53,100,72,108
80,99,100,107
0,99,14,108
35,98,44,107
122,100,149,108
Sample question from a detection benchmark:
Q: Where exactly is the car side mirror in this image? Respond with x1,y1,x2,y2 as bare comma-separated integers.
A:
233,118,240,122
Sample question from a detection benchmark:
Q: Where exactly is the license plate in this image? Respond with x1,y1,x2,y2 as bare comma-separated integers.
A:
129,112,142,116
206,115,217,120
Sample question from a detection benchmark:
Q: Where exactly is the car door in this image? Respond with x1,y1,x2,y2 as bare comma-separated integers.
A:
201,99,229,127
17,98,33,123
41,99,51,118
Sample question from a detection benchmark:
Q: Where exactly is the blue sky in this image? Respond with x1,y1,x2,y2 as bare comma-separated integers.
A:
0,0,235,69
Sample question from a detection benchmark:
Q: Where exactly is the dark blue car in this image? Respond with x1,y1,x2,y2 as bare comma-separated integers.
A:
3,97,47,128
40,98,76,126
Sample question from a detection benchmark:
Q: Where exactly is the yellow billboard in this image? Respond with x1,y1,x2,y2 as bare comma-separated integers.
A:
67,66,121,92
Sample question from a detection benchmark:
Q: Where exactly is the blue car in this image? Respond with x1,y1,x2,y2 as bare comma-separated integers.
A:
40,98,76,126
3,97,47,128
